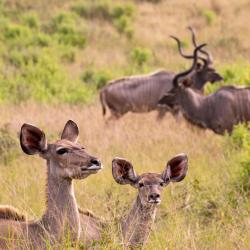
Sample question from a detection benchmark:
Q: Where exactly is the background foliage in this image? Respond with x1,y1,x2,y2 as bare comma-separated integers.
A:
0,0,249,249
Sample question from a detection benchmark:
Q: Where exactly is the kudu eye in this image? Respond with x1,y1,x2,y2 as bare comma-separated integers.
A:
56,148,68,155
160,182,164,187
139,182,144,188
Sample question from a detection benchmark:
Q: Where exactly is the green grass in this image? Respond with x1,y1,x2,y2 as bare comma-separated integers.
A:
0,0,250,249
0,105,249,249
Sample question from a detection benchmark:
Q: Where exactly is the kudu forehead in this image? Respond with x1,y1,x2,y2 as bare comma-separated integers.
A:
53,139,83,149
139,173,163,185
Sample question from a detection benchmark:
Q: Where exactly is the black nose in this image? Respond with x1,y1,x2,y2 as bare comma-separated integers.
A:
149,193,160,200
90,158,101,166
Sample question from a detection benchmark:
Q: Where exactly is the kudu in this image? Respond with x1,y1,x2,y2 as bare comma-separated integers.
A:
0,120,103,249
158,44,250,135
100,27,223,120
112,154,188,248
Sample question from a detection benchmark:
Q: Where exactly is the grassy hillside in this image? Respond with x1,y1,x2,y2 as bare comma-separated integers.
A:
0,0,249,249
0,0,250,104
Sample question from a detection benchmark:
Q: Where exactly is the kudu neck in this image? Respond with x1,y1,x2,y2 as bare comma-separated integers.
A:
179,88,206,127
42,159,80,243
122,194,157,247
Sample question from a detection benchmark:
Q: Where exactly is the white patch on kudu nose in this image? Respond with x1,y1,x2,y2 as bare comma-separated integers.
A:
88,164,103,171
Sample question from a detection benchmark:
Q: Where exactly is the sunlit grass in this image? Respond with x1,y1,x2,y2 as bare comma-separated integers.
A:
0,104,249,249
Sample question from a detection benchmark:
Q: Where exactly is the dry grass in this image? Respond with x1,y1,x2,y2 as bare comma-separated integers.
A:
0,0,250,249
0,103,249,249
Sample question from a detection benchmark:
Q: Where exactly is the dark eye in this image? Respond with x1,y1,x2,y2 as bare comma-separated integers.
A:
139,182,144,188
160,182,164,187
56,148,68,155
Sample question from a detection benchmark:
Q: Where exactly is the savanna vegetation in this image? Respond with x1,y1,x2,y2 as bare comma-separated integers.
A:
0,0,249,249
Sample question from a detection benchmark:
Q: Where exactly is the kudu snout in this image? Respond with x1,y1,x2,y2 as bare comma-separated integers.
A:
147,185,162,204
86,157,103,171
148,192,161,204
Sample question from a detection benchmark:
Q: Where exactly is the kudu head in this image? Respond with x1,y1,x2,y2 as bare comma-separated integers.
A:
20,120,103,180
170,27,223,90
112,154,188,206
158,44,207,108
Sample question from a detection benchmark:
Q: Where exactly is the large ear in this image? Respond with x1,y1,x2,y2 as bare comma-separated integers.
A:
61,120,79,142
20,124,47,155
112,157,138,186
162,153,188,183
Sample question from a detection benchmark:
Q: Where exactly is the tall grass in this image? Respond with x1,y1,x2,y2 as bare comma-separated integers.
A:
0,0,249,249
0,104,249,249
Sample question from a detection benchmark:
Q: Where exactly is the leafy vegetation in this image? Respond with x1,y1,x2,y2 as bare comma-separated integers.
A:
0,0,250,248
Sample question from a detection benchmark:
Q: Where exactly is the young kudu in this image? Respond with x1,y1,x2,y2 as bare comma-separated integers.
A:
0,120,103,249
112,154,188,248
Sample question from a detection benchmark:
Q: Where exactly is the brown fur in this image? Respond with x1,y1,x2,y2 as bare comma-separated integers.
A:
78,208,105,247
0,206,26,221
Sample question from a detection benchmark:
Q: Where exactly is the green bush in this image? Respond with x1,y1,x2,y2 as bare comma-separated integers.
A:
113,15,134,38
22,12,40,29
229,123,250,150
71,1,111,20
111,3,134,19
202,9,217,25
71,1,135,38
205,62,250,94
81,69,112,89
0,48,93,104
131,47,151,67
227,123,250,197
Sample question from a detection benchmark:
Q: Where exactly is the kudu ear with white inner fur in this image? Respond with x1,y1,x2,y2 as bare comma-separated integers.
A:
20,124,47,155
61,120,79,143
162,153,188,183
112,157,138,186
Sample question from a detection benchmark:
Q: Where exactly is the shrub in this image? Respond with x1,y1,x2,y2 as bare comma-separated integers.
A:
131,47,151,67
71,1,135,38
202,9,217,25
227,123,250,197
113,15,134,38
229,123,250,150
81,69,112,89
0,48,93,104
56,32,86,48
71,1,111,20
22,12,40,29
205,62,250,94
49,12,86,48
111,3,134,19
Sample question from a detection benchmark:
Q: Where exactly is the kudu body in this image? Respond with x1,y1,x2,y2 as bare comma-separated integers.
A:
158,45,250,134
112,154,188,248
0,120,103,249
0,207,104,248
100,28,222,119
